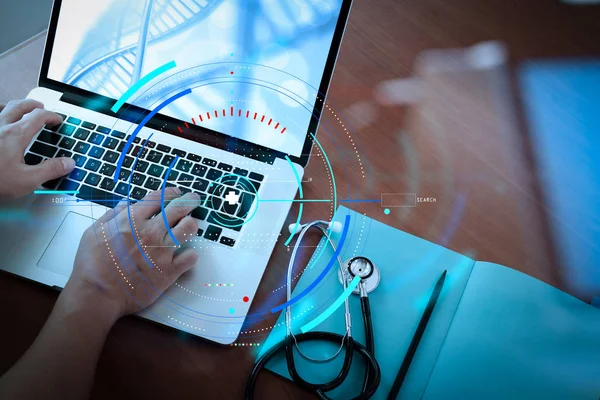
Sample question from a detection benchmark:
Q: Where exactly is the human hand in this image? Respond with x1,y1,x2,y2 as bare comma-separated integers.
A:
0,99,75,199
66,187,200,318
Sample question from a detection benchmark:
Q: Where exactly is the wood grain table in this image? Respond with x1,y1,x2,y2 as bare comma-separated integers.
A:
1,1,599,398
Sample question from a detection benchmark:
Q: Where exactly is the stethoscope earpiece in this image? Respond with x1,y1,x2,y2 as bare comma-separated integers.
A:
287,220,343,235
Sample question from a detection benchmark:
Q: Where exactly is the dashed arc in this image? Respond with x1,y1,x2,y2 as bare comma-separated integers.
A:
176,107,287,134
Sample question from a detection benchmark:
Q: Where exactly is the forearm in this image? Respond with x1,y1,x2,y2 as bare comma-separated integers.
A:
0,281,120,399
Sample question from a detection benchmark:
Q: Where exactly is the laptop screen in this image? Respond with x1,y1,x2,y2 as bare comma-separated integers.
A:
46,0,347,158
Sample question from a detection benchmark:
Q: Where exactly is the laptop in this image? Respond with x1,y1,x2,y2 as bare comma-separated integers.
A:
0,0,353,345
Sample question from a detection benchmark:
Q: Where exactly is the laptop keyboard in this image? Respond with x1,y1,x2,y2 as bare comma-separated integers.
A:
25,112,265,248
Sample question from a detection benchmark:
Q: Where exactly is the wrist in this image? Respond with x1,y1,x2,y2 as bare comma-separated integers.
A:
58,279,123,327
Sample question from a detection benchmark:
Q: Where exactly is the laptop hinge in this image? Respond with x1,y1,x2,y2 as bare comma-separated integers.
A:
59,92,276,165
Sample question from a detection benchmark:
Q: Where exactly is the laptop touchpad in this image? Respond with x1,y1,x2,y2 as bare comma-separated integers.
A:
37,212,94,277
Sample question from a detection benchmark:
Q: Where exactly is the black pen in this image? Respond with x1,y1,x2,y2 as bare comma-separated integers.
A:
387,270,447,400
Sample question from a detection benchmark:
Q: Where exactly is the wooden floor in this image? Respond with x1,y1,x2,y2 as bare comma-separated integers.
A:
0,1,599,398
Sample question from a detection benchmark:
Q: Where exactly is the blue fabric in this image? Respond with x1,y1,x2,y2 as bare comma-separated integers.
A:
423,262,600,399
262,207,600,399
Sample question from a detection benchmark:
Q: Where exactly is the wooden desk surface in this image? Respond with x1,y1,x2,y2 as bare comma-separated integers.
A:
1,1,599,398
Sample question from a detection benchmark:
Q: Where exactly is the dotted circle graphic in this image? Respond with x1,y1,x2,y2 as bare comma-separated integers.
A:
81,60,411,344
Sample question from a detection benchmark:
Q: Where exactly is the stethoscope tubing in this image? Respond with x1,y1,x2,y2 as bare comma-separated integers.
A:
245,221,381,400
244,331,381,400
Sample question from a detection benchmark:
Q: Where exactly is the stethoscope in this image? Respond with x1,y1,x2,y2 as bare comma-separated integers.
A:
245,220,382,400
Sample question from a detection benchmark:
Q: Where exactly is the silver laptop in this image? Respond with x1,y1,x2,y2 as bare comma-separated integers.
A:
0,0,352,344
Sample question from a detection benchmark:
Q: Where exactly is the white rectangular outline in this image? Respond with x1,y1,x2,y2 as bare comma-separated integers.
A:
381,193,417,208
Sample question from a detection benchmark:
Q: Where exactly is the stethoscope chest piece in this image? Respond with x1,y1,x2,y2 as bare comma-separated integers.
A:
338,256,381,295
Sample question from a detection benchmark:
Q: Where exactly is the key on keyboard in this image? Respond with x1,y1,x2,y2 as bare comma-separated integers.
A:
77,184,122,208
68,168,87,182
74,142,90,154
202,158,217,167
204,225,222,241
84,159,101,172
206,168,222,181
102,150,119,163
56,149,72,159
74,128,90,140
38,130,61,146
131,172,145,186
208,212,243,232
191,164,207,177
58,137,76,150
89,146,104,159
131,187,148,200
148,164,164,177
172,149,186,158
59,124,76,136
29,141,57,158
82,121,96,130
99,163,116,176
161,155,175,167
147,150,162,163
115,182,130,196
176,159,192,173
88,132,104,145
24,153,43,165
84,173,101,186
220,237,236,247
100,178,116,191
57,179,79,192
66,117,81,125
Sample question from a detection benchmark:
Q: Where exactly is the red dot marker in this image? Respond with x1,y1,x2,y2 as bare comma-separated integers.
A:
243,296,249,303
230,71,234,75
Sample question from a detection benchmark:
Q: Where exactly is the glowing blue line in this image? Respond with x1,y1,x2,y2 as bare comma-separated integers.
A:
339,199,381,203
303,134,338,270
34,190,79,195
111,61,176,113
301,275,361,333
113,88,191,182
439,192,467,246
259,199,330,203
284,155,304,246
126,134,157,269
161,155,180,246
271,214,350,313
310,133,337,210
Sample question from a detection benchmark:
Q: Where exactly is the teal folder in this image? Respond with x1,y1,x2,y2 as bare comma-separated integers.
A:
261,206,600,399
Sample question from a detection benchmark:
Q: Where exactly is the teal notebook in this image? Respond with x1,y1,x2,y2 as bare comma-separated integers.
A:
260,206,600,399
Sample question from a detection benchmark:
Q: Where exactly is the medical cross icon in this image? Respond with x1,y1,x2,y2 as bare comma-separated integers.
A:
224,190,240,206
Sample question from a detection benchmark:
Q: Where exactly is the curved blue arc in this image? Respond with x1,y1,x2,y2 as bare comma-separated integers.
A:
126,135,158,270
301,275,361,333
161,155,180,246
108,69,359,320
270,214,351,314
284,155,303,246
111,60,177,113
113,88,192,182
439,192,467,246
